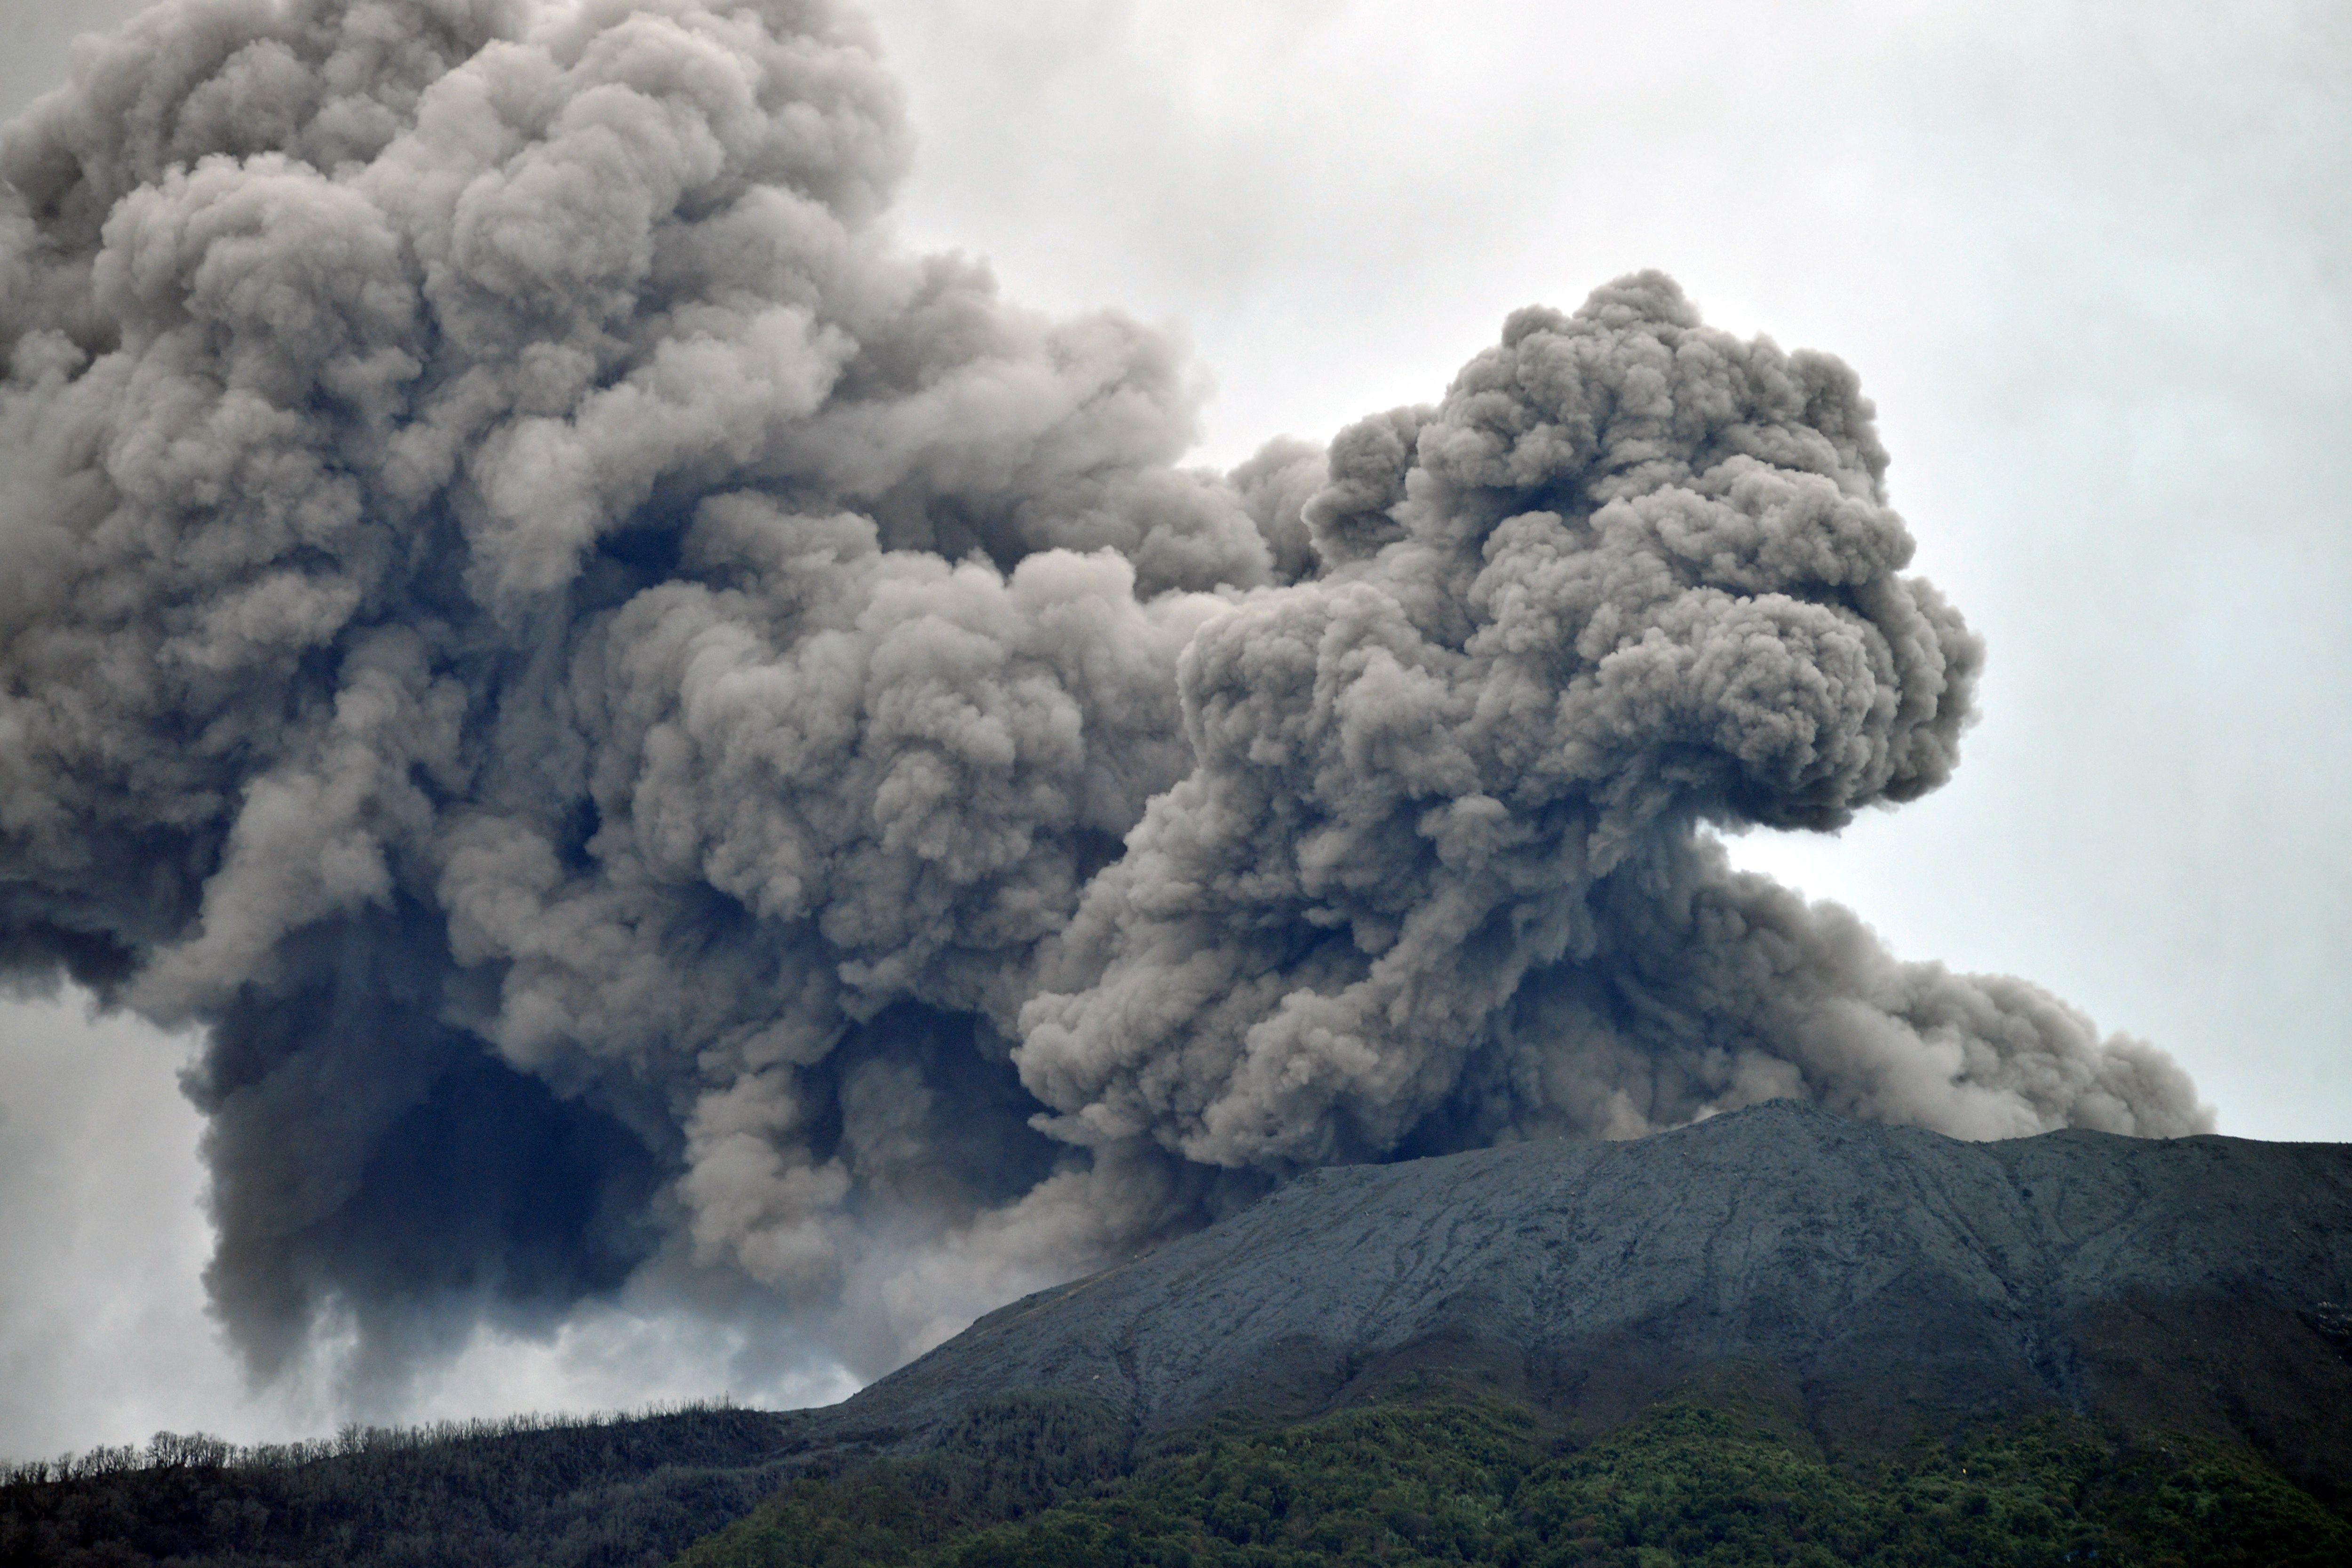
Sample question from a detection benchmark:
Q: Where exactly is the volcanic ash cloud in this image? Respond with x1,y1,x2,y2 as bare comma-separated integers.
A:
0,0,2207,1389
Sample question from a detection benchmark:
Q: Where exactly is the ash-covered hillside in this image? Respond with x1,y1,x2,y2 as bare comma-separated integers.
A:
818,1099,2352,1491
11,1100,2352,1565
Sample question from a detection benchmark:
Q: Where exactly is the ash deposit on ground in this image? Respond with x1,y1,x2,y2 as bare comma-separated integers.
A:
0,0,2208,1403
810,1099,2352,1490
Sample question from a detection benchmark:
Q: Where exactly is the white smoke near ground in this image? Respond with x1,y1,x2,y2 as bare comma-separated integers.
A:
0,0,2207,1396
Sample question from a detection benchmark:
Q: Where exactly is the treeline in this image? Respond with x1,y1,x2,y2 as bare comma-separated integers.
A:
12,1382,2351,1565
675,1386,2352,1568
3,1402,729,1488
0,1400,803,1567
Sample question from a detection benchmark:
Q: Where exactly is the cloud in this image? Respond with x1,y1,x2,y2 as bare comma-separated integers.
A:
0,0,2206,1400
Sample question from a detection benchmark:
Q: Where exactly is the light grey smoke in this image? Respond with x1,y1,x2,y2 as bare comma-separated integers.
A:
0,0,2206,1392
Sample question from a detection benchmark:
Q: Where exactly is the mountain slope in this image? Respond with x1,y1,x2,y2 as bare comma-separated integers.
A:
818,1100,2352,1494
12,1100,2351,1565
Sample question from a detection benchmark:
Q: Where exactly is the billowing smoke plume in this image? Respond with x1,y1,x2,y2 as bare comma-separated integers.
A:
0,0,2205,1391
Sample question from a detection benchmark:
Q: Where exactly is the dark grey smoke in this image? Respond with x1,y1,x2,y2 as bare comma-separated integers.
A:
0,0,2206,1394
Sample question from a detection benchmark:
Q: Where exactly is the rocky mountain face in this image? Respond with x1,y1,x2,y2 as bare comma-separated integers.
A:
806,1100,2352,1495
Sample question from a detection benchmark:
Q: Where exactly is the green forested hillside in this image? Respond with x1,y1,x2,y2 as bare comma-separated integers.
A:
0,1404,799,1567
7,1382,2344,1566
673,1386,2352,1568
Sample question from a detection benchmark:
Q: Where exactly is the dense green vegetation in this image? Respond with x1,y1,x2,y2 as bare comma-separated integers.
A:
666,1393,1133,1568
0,1402,798,1567
8,1384,2344,1566
675,1387,2352,1568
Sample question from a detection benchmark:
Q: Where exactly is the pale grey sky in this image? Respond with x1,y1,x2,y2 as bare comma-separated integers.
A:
2,0,2345,1457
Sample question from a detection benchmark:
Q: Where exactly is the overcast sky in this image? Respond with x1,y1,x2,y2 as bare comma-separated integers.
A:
2,0,2345,1458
